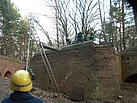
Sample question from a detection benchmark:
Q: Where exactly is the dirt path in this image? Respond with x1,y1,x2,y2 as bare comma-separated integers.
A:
0,78,11,100
1,78,137,103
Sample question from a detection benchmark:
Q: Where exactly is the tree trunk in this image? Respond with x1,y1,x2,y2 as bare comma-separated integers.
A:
119,0,122,51
109,0,114,45
55,0,59,47
98,0,107,43
115,24,119,51
133,10,137,32
122,0,126,49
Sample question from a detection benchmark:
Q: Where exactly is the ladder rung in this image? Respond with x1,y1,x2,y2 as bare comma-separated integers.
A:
30,21,60,92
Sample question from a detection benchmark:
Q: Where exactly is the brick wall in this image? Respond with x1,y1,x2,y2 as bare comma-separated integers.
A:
0,55,25,77
30,41,120,100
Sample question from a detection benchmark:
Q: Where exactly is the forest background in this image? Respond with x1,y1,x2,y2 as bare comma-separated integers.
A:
0,0,136,62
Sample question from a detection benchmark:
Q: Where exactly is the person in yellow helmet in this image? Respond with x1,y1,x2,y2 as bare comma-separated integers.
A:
1,70,44,103
89,31,94,41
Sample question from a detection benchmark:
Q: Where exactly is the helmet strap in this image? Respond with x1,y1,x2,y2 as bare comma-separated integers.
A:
11,81,31,91
17,86,20,91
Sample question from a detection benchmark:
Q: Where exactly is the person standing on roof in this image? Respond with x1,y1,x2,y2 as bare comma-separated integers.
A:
76,31,83,43
89,31,94,41
66,37,71,45
1,70,44,103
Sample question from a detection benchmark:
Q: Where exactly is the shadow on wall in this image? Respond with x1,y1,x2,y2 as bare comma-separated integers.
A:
4,71,12,78
124,73,137,83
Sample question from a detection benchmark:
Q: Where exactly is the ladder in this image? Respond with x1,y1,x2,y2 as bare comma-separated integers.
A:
30,21,60,93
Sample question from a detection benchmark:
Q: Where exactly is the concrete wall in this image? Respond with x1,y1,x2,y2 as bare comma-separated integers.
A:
121,50,137,81
30,41,120,100
115,52,123,84
0,55,25,78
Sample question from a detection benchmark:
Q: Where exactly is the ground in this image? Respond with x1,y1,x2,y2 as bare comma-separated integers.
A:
0,78,137,103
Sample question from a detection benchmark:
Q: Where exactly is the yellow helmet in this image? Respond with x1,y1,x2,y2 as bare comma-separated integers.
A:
10,70,32,92
91,31,94,34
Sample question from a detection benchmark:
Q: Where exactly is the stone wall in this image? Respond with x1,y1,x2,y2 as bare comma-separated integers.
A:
30,41,120,100
115,52,123,84
121,46,137,81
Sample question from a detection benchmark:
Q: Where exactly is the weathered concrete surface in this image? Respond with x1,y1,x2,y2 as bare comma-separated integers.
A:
0,55,25,77
115,52,123,84
121,46,137,82
30,41,120,100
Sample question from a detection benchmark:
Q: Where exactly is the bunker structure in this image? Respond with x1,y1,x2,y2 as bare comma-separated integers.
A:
1,41,137,101
118,46,137,83
30,41,121,100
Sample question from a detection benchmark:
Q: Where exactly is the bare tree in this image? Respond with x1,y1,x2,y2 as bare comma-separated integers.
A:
118,0,122,51
68,0,100,42
28,14,53,46
98,0,107,42
43,0,101,46
122,0,126,49
43,0,71,46
57,0,71,44
52,0,100,42
33,19,53,46
55,0,59,47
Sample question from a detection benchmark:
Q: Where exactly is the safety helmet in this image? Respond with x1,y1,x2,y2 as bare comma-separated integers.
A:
10,70,32,92
91,31,94,34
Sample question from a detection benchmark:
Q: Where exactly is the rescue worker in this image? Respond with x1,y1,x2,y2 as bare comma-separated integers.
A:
66,37,71,45
76,32,83,43
89,31,94,41
1,70,44,103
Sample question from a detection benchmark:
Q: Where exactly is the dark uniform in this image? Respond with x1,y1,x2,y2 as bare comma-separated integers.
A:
1,91,43,103
66,38,71,45
89,33,94,41
76,32,83,43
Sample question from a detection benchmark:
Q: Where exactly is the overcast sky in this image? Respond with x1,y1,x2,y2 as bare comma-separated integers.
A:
11,0,47,16
11,0,56,43
10,0,110,44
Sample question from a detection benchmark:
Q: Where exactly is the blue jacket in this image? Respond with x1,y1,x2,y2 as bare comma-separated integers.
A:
1,91,44,103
